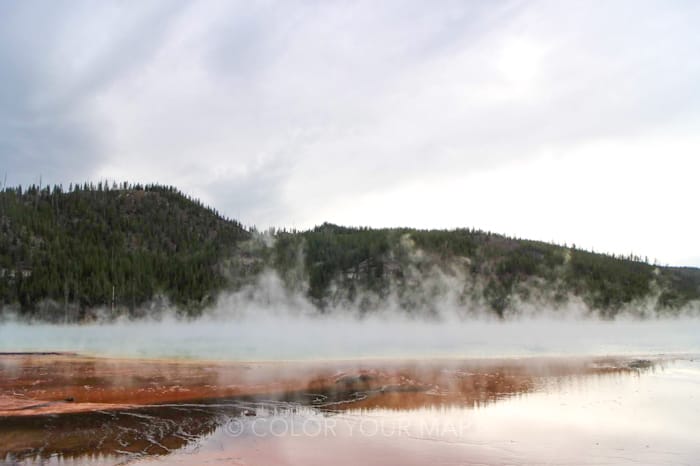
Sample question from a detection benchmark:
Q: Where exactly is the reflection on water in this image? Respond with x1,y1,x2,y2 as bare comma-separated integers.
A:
0,404,223,464
1,356,699,465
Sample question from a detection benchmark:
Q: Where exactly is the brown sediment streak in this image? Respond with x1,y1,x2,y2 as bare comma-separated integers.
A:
0,353,655,417
0,353,295,417
0,395,130,416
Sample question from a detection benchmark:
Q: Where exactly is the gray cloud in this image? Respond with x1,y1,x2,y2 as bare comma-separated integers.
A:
0,0,186,185
0,0,698,265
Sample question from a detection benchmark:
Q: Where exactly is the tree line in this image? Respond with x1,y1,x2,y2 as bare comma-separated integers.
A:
1,183,698,320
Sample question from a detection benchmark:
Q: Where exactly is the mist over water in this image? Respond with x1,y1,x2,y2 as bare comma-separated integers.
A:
3,268,699,361
2,315,699,360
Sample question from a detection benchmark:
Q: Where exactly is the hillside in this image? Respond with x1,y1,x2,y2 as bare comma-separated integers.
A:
1,183,699,320
0,183,248,320
269,224,700,318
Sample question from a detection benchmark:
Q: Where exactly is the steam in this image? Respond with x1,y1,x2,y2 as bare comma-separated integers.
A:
1,270,699,361
1,235,699,361
2,312,699,361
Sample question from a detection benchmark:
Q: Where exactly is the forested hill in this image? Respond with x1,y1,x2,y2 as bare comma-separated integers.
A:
1,183,699,321
0,183,248,319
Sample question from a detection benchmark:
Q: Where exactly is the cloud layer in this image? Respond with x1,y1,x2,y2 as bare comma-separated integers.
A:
1,0,699,265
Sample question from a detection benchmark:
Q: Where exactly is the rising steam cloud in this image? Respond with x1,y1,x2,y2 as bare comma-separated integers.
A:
2,265,700,361
1,234,699,361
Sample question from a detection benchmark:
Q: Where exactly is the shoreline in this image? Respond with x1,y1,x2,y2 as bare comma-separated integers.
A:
0,348,691,364
0,352,671,418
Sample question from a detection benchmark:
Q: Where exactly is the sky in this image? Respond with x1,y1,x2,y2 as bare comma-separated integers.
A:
0,0,699,267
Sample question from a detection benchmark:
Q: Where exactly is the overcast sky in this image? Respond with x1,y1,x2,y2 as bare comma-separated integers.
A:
1,0,699,266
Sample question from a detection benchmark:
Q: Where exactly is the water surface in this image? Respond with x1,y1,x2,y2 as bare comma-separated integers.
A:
2,318,699,360
2,354,698,465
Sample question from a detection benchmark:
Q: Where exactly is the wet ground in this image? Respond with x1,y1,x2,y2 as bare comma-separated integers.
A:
1,354,698,465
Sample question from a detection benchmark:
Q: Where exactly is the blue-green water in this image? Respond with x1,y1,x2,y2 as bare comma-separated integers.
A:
1,317,699,360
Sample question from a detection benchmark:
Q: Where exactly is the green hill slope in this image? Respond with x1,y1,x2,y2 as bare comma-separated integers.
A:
1,183,698,320
270,224,700,318
0,183,248,320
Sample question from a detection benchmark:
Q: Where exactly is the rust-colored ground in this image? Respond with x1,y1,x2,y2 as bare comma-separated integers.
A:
0,353,661,464
0,353,643,417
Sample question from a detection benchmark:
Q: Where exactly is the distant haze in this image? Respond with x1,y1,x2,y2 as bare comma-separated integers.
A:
1,1,698,266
